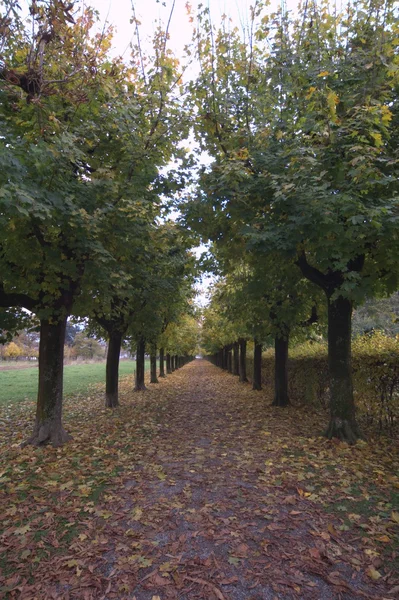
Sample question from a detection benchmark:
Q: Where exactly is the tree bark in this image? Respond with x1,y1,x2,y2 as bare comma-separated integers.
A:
223,346,228,370
166,352,172,374
233,342,239,376
25,317,71,447
150,345,158,384
134,337,147,391
227,346,233,373
325,295,360,443
272,332,290,407
159,347,166,377
105,331,122,408
239,338,248,382
253,338,262,391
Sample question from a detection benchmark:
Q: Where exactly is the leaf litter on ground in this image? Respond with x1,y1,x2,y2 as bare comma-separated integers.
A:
0,359,398,599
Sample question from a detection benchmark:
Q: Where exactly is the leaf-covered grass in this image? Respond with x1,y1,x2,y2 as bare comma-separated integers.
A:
0,360,398,599
0,359,151,405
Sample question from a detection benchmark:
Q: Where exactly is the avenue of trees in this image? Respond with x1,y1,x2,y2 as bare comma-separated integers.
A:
184,0,399,443
0,0,198,446
0,0,398,446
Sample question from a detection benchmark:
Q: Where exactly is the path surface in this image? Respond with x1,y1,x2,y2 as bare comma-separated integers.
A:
1,359,397,599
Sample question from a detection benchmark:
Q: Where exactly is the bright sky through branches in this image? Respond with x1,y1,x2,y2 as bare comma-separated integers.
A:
89,0,293,59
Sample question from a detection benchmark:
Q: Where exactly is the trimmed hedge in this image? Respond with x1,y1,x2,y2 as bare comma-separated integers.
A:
246,332,399,434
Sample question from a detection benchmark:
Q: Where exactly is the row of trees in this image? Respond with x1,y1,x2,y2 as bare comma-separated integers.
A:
185,0,399,443
0,1,198,446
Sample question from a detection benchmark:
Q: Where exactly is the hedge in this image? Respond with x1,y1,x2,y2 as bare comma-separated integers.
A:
246,332,399,434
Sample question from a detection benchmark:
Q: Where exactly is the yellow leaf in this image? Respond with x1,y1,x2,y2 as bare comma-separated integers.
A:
66,559,79,568
376,535,390,543
366,566,382,581
14,524,31,535
391,511,399,524
131,507,143,521
318,70,329,77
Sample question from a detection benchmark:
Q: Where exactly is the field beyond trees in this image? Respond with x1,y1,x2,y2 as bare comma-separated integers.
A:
0,361,398,599
0,360,149,406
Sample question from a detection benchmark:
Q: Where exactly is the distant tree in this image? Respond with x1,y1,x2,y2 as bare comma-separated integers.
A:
4,341,22,360
72,333,105,360
65,323,80,347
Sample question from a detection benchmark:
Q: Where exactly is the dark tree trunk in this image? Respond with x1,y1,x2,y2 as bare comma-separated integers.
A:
134,337,147,391
159,347,166,377
171,355,175,371
239,338,248,382
150,345,158,384
233,342,239,376
25,317,71,447
227,346,233,373
253,338,262,391
325,296,359,443
223,346,228,370
272,332,290,407
105,331,122,408
166,352,172,374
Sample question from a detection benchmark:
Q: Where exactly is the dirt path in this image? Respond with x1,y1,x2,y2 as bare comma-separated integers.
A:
81,360,395,600
1,359,397,599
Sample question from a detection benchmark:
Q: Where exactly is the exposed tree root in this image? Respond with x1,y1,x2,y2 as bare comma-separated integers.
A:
23,421,72,447
324,416,360,445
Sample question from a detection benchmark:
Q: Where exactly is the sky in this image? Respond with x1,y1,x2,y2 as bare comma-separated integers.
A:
85,1,293,305
88,0,293,59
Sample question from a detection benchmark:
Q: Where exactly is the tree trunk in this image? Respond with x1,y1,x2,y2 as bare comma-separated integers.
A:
159,347,166,377
227,346,233,373
134,337,147,391
25,317,71,447
239,338,248,382
325,295,359,443
223,346,228,370
253,338,262,391
272,332,290,407
166,352,172,374
150,345,158,384
105,331,122,408
233,342,239,376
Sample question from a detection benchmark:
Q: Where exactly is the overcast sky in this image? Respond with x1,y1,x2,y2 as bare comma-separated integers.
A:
88,0,291,60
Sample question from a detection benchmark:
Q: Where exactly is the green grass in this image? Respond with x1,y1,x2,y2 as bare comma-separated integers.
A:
0,359,152,405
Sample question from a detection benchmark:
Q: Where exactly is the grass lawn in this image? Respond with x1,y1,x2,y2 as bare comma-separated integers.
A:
0,359,152,405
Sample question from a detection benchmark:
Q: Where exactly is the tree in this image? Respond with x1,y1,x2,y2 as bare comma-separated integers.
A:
72,332,105,360
0,1,191,441
4,341,22,360
188,0,399,443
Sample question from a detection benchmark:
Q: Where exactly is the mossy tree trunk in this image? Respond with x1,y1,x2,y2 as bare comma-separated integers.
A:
297,251,362,443
105,331,122,408
150,344,158,384
253,338,262,391
272,331,290,407
239,338,248,382
25,317,72,446
134,337,147,391
159,347,166,377
233,341,239,376
166,352,172,374
325,295,359,443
